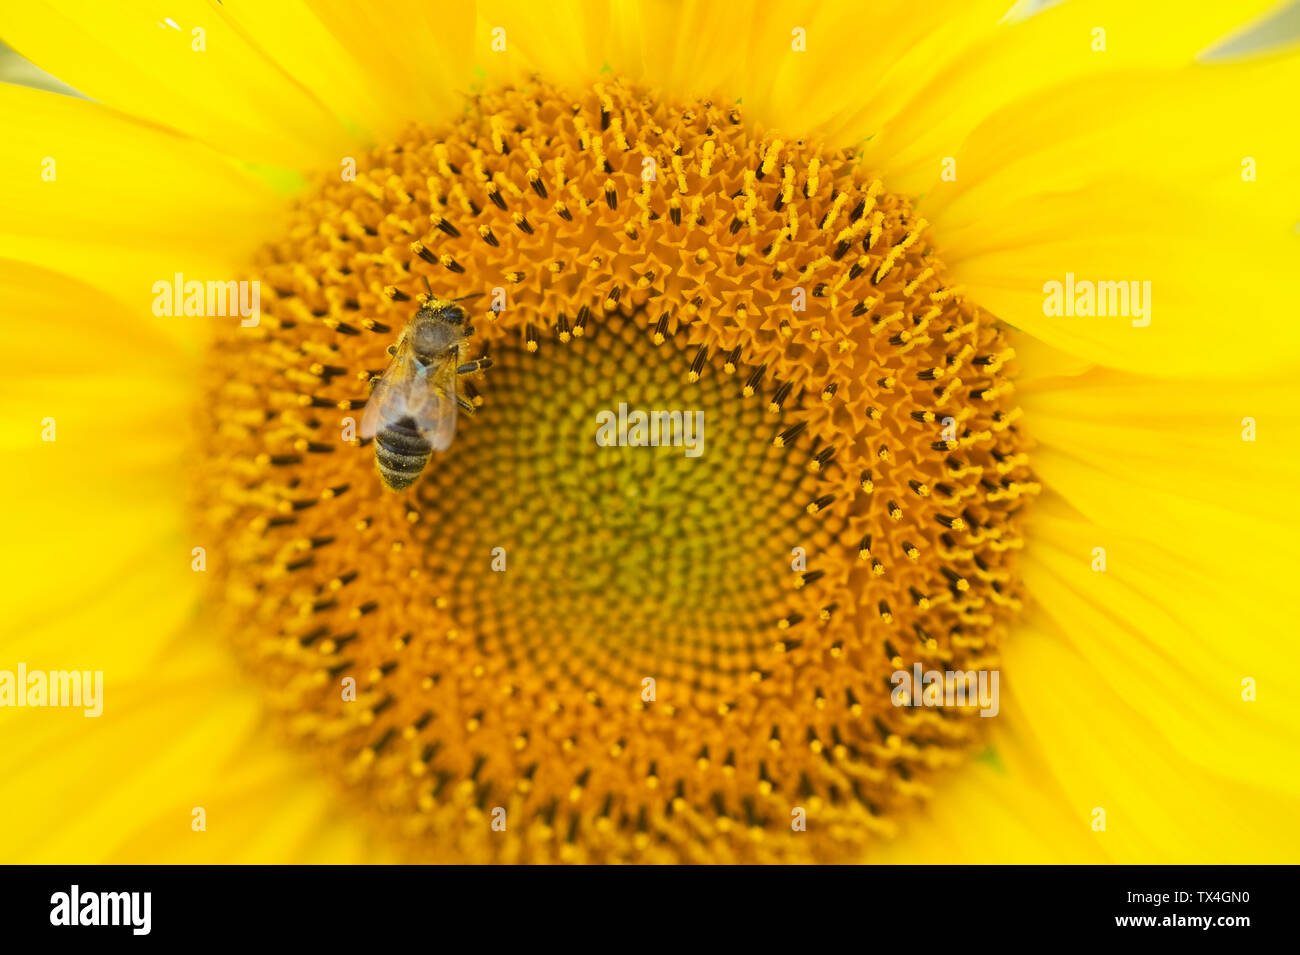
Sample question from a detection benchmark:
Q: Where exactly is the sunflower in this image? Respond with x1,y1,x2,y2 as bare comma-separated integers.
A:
1,0,1297,864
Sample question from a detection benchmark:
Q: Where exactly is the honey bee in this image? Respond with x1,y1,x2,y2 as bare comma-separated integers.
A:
360,293,491,491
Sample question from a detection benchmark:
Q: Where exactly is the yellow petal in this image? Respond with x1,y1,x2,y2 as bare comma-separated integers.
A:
0,635,382,862
1023,495,1300,783
1012,362,1300,794
0,262,198,676
295,0,483,126
0,84,281,309
857,0,1287,194
475,0,613,87
0,0,359,168
876,702,1107,863
1001,607,1300,862
920,52,1300,375
1021,368,1299,600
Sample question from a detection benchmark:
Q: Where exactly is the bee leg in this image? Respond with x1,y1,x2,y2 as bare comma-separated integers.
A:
456,394,476,414
457,357,493,375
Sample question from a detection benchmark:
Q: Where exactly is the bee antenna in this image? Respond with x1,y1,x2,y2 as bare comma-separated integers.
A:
422,275,433,296
451,292,484,303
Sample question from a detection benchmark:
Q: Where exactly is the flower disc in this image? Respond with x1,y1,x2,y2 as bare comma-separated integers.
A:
197,79,1036,863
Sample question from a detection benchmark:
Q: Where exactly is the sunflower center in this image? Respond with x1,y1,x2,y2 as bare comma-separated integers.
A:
196,78,1036,863
423,315,826,698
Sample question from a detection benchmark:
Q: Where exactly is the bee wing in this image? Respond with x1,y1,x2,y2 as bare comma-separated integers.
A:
406,359,459,452
359,338,419,440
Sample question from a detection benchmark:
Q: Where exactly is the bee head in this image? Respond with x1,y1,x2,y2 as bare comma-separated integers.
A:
414,297,467,322
439,302,468,325
409,302,470,361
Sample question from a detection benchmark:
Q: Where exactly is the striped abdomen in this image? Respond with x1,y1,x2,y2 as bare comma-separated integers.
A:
373,417,432,491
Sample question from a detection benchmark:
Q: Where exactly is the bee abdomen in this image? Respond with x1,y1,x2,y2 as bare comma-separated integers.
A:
374,419,432,491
